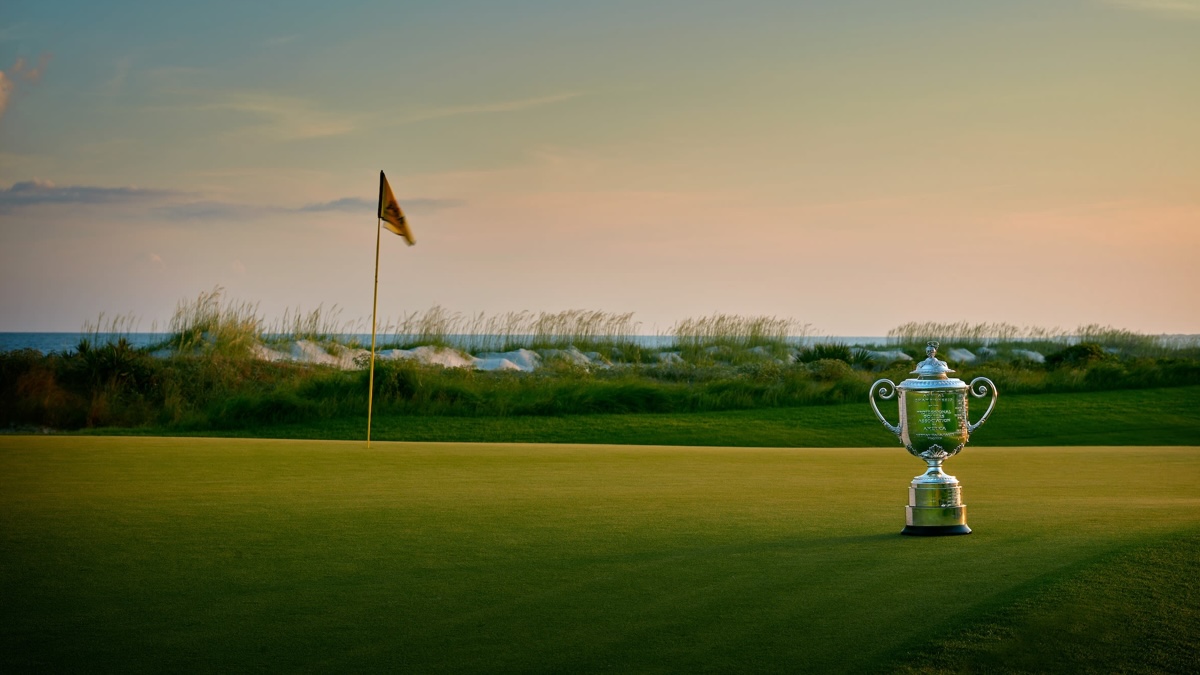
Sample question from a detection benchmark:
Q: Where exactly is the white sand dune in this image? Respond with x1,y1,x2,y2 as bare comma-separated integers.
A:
1011,349,1045,363
476,349,541,371
250,340,999,373
253,340,367,368
867,350,912,363
377,345,475,369
946,348,976,363
541,347,598,368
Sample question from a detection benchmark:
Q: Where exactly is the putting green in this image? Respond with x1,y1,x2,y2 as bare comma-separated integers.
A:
2,437,1197,672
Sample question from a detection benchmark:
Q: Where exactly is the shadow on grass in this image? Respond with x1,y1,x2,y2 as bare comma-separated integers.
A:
884,527,1200,674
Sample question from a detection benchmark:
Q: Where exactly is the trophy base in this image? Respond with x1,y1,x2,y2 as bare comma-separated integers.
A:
904,480,970,535
901,524,972,536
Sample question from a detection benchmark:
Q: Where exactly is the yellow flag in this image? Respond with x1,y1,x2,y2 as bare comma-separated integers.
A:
378,171,415,245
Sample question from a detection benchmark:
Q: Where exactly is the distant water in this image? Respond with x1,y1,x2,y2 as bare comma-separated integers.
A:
0,333,166,354
0,332,895,354
9,333,1193,355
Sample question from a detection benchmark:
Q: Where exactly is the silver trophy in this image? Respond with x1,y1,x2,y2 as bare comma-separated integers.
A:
870,341,997,536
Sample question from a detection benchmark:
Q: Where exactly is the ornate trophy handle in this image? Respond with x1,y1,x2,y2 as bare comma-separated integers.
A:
967,377,998,433
869,379,901,438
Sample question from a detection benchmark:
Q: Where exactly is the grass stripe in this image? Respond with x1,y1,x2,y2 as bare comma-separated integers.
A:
892,528,1200,674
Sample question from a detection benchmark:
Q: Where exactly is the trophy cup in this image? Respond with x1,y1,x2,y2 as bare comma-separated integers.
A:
869,341,997,536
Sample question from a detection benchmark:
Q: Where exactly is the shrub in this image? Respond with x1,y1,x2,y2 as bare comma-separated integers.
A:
212,392,319,429
798,343,852,364
1156,359,1200,387
1084,362,1128,389
808,359,854,382
736,361,787,383
1046,343,1112,369
371,360,425,401
68,338,159,392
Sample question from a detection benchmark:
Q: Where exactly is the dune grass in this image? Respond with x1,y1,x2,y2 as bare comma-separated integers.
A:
71,288,1200,360
1,438,1197,673
887,320,1200,356
267,303,354,347
375,306,645,354
671,313,810,363
165,286,263,356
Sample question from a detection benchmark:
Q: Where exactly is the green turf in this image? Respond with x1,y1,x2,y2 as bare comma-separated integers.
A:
87,386,1200,447
2,437,1198,672
894,529,1200,674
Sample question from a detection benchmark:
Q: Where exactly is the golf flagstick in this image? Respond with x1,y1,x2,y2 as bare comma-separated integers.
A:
367,214,382,448
369,171,416,448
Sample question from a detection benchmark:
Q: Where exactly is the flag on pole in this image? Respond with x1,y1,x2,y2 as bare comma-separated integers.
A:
367,169,416,448
378,170,415,245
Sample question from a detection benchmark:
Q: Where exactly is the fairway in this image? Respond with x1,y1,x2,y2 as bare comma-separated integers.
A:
2,437,1198,673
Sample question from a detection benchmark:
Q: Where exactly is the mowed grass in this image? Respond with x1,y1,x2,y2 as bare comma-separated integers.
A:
2,437,1198,673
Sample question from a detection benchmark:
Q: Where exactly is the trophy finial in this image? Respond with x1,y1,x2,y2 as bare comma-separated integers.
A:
913,340,953,378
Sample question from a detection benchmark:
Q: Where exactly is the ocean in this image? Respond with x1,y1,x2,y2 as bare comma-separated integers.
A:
0,333,895,354
0,333,168,354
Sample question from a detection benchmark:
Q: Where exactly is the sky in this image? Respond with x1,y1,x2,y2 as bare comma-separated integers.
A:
1,0,1197,335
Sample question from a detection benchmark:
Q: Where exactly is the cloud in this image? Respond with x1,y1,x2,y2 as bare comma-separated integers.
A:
145,83,577,142
153,201,275,221
0,72,11,118
141,79,358,141
0,54,51,121
135,251,166,271
1,178,462,222
0,179,175,213
102,57,133,98
299,196,466,213
10,54,51,84
157,195,463,221
396,92,582,125
175,91,358,141
1101,0,1200,16
297,197,374,213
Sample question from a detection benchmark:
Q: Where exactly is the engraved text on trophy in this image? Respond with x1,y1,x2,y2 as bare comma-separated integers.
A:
901,390,968,455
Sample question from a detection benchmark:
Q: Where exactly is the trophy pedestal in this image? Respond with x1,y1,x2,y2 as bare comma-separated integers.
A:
900,471,971,536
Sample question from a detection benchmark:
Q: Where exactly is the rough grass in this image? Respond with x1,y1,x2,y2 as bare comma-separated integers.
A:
1,439,1197,673
78,386,1200,448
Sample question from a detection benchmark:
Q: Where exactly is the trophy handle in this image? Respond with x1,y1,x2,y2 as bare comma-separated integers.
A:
967,377,998,433
869,379,901,438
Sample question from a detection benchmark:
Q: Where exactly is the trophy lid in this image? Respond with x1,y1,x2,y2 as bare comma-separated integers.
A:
912,341,954,379
898,341,967,390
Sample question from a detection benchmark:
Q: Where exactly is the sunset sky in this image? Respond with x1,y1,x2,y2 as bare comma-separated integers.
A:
1,0,1197,335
